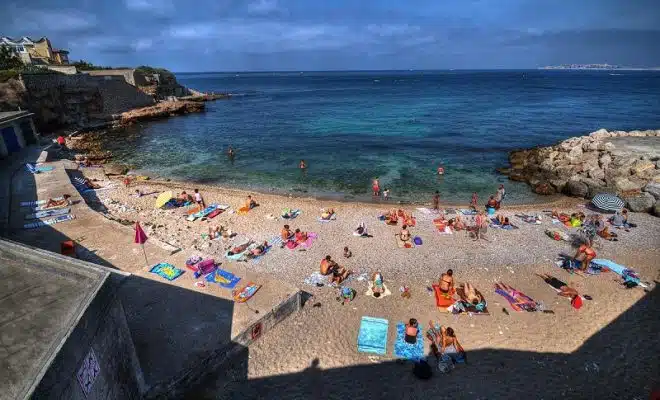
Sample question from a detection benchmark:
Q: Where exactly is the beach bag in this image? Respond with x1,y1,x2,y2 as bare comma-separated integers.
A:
413,236,422,246
571,296,583,310
413,360,433,380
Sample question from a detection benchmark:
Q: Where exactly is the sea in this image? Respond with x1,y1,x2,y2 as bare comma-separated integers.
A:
105,70,660,204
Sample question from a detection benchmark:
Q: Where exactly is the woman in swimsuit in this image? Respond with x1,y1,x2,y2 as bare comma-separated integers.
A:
372,178,380,196
228,241,252,256
462,282,483,305
537,274,579,298
371,271,385,296
281,225,293,241
320,256,351,283
440,327,465,361
299,159,306,169
45,194,71,208
405,318,419,344
438,269,454,295
574,242,596,271
321,208,334,220
250,241,269,256
294,229,308,243
399,225,411,242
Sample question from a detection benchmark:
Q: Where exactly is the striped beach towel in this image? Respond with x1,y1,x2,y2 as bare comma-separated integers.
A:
24,214,75,229
21,197,64,207
26,207,71,220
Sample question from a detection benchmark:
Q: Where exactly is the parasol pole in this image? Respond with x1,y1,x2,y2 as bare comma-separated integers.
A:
141,243,149,266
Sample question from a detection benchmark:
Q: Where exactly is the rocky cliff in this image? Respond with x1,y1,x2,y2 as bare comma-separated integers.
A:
505,129,660,214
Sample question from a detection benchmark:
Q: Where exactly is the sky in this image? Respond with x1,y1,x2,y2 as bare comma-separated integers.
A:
2,0,660,71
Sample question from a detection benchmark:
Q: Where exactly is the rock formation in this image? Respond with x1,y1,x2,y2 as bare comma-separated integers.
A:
504,129,660,215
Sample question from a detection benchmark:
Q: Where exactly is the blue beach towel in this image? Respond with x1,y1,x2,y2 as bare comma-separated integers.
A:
591,259,645,287
23,214,74,229
26,163,54,174
26,207,71,220
357,316,389,355
149,263,184,281
458,209,477,216
393,322,424,361
205,269,241,289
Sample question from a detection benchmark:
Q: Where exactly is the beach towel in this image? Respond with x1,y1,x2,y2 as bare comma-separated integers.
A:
591,259,647,288
365,282,391,299
23,214,75,229
233,282,261,303
286,232,318,250
395,236,415,248
26,207,71,220
205,268,241,289
21,198,63,207
318,212,336,222
26,163,54,174
281,209,301,219
433,285,456,310
494,283,538,312
516,214,542,224
490,218,519,230
249,245,272,264
149,263,184,281
546,229,570,241
450,287,489,315
225,244,255,261
303,271,329,286
237,206,250,215
555,256,601,276
357,316,389,355
393,322,424,361
187,204,219,221
458,209,477,216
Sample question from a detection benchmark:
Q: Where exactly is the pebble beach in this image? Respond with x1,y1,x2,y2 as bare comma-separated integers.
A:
76,167,660,399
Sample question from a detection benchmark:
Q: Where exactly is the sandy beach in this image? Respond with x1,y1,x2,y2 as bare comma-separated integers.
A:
73,167,660,399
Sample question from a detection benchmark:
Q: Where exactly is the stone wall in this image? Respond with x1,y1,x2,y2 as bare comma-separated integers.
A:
506,129,660,215
19,74,155,130
85,69,138,86
33,274,145,400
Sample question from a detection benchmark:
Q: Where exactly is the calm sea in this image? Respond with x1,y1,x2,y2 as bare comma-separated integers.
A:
107,70,660,204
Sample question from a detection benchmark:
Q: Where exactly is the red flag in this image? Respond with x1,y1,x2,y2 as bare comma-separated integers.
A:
134,222,148,244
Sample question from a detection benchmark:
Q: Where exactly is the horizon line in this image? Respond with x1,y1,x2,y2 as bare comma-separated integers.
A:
173,67,660,74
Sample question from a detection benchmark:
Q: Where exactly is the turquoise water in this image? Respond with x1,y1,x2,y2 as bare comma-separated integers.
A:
106,70,660,204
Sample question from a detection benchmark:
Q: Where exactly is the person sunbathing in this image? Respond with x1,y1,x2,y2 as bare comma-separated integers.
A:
281,224,293,241
536,274,579,299
208,226,222,240
354,222,368,237
320,255,351,284
595,215,618,241
343,246,352,258
83,178,101,189
405,318,419,344
461,282,484,306
371,271,385,297
610,209,637,229
386,209,398,225
574,241,596,271
228,241,253,256
244,195,257,210
453,215,465,230
320,208,335,220
282,209,296,219
399,225,411,241
438,269,454,295
403,213,415,227
294,229,308,243
250,241,269,256
45,194,71,208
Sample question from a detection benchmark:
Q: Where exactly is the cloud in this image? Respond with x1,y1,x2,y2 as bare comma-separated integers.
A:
124,0,173,12
16,9,98,33
366,24,420,37
247,0,278,15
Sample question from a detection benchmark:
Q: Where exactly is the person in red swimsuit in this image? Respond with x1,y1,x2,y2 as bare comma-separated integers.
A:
574,242,596,271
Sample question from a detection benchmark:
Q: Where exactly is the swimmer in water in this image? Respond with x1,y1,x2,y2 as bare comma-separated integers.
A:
227,146,235,157
299,159,307,169
437,166,445,175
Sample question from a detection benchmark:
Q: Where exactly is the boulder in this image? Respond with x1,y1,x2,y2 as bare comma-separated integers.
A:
568,145,583,159
612,177,645,192
599,153,612,169
565,180,589,198
539,159,555,172
643,182,660,200
103,164,129,176
630,159,656,176
589,128,609,138
581,177,607,198
549,178,568,193
622,192,655,212
598,142,615,152
587,168,605,181
555,165,576,179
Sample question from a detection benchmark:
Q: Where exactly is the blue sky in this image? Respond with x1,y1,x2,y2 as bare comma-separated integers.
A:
2,0,659,71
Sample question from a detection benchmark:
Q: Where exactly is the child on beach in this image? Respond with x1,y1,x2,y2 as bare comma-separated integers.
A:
382,188,390,200
194,189,205,208
343,246,352,258
372,178,380,196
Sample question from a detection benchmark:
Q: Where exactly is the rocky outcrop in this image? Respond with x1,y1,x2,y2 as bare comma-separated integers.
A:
504,129,660,215
115,100,204,125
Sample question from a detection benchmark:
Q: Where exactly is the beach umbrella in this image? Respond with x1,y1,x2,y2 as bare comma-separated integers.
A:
155,191,173,209
591,193,624,212
134,222,149,265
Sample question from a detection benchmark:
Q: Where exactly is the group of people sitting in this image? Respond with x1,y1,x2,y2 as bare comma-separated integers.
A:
551,211,586,228
382,209,416,226
320,208,335,220
208,225,231,240
552,209,635,242
320,255,352,284
280,224,310,247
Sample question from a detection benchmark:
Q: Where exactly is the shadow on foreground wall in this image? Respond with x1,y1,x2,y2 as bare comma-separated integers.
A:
2,147,241,399
189,284,659,400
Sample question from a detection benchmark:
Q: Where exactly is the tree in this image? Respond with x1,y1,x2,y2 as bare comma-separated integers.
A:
0,45,23,70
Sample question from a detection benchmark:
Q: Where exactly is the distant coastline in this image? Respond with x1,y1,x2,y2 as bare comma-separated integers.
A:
539,64,660,71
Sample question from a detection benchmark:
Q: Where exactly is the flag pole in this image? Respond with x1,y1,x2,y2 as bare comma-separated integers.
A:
141,243,148,265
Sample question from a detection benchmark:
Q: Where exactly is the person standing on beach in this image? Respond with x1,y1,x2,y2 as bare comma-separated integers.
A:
495,184,506,209
470,192,478,210
194,189,205,208
382,188,390,200
433,191,440,211
372,178,380,196
57,135,66,150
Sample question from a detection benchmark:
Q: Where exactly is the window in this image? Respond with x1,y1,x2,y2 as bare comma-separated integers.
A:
14,45,25,52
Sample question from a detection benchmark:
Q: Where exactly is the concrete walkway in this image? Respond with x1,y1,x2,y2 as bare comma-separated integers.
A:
2,149,301,397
